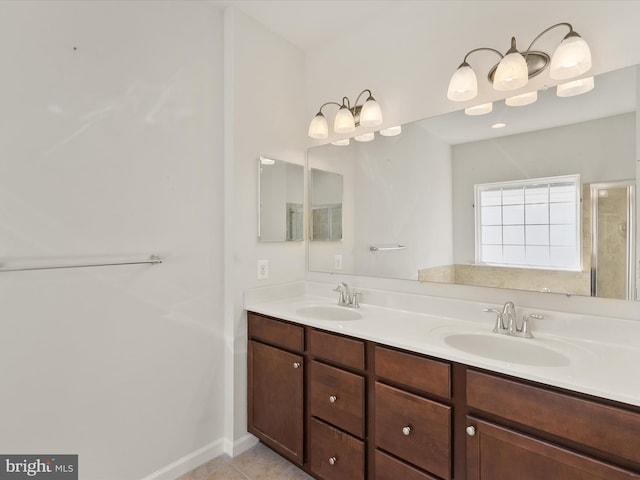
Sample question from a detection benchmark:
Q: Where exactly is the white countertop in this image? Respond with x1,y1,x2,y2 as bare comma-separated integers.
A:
245,282,640,408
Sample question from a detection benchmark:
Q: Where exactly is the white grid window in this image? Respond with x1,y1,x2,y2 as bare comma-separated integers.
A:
475,175,581,270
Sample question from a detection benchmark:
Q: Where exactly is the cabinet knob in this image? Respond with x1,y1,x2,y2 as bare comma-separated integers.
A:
402,426,412,436
328,456,337,466
292,362,301,369
466,426,476,437
329,395,337,403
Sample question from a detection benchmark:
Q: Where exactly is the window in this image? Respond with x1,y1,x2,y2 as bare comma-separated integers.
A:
475,174,581,270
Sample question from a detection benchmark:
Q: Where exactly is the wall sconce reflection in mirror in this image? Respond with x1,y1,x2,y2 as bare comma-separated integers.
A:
448,22,593,109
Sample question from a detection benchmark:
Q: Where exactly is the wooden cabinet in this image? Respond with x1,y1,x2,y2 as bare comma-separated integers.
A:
310,418,365,480
248,314,304,466
375,382,451,479
466,417,639,480
310,360,365,438
465,369,640,479
308,329,367,479
247,311,640,480
374,347,453,480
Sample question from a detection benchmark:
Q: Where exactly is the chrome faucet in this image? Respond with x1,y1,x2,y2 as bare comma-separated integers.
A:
333,282,361,308
484,302,543,339
502,301,517,334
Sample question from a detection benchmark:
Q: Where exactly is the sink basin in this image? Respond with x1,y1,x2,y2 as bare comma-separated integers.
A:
296,305,362,321
444,333,571,367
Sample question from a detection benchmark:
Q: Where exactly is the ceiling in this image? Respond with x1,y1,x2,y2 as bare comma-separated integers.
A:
215,0,415,50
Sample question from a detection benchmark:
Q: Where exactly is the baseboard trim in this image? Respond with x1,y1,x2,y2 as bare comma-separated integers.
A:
140,439,225,480
226,433,259,457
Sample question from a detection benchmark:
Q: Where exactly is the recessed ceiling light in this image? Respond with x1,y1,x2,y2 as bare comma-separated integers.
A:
491,122,506,129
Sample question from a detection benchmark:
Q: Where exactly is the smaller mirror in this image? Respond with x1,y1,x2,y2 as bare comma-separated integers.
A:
258,156,304,242
310,168,343,241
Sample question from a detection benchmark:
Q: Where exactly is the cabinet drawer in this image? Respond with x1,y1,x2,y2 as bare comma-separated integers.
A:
248,313,304,352
375,346,451,399
310,360,365,438
467,369,640,467
375,450,439,480
310,418,364,480
309,328,365,370
375,382,451,479
466,416,640,480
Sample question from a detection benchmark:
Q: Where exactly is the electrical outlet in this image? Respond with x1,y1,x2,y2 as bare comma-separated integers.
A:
257,260,269,280
334,254,342,270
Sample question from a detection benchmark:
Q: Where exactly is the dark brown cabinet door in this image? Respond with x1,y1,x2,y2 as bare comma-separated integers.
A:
248,340,304,465
375,382,451,479
466,417,640,480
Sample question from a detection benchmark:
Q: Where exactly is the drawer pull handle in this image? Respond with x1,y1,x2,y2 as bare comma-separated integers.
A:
329,395,338,403
329,456,337,466
292,362,301,369
466,426,476,437
402,426,412,436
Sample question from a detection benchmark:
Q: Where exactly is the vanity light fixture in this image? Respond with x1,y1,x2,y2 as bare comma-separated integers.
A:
505,90,538,106
556,76,594,97
447,22,592,101
354,132,375,142
465,102,493,116
308,89,383,139
379,125,402,136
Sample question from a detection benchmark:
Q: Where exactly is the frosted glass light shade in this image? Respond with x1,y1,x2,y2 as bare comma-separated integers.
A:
354,132,374,142
550,35,592,80
334,106,356,133
465,102,493,116
556,76,594,97
308,113,328,139
493,52,528,91
447,64,478,101
505,90,538,106
359,97,383,127
379,125,402,136
331,138,350,146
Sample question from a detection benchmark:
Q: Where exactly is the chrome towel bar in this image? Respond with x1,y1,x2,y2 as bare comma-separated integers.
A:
369,245,407,252
0,254,163,273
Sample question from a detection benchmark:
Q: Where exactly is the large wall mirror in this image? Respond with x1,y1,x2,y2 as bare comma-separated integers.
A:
308,65,638,301
258,156,304,242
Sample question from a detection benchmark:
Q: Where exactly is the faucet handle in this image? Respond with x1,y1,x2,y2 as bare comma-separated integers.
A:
352,291,362,308
519,314,544,338
484,308,507,333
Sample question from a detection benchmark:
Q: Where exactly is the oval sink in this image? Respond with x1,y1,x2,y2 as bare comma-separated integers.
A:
296,305,362,321
444,333,570,367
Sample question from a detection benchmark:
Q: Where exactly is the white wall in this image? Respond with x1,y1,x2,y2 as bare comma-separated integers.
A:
223,7,307,452
453,113,636,263
0,2,225,480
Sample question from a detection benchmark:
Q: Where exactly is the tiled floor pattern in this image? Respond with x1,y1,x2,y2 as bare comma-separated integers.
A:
177,443,314,480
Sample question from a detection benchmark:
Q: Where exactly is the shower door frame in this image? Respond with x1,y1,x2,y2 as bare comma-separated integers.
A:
590,181,636,300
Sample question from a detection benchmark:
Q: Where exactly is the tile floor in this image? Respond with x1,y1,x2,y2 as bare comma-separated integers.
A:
177,443,314,480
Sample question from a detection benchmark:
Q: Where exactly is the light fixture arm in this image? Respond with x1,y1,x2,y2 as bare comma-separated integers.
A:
462,47,504,66
353,89,373,108
316,101,343,116
523,22,574,60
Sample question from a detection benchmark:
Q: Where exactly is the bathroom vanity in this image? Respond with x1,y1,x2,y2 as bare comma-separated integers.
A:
246,289,640,480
